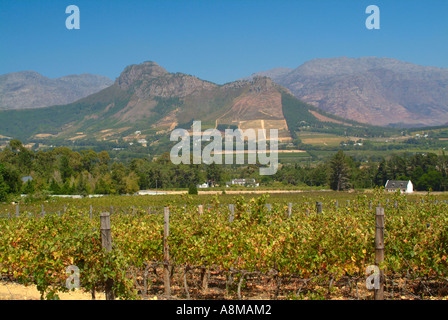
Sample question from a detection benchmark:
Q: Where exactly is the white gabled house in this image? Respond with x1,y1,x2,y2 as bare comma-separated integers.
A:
384,180,413,193
196,182,210,188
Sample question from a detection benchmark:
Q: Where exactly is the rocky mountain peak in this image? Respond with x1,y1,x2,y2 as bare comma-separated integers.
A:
251,75,277,85
114,61,218,98
115,61,169,90
249,76,291,95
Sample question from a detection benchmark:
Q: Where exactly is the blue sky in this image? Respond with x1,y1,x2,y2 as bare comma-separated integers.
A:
0,0,447,84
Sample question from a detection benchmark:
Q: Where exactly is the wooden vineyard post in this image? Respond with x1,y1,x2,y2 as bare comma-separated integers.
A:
266,203,272,221
305,202,309,216
89,205,93,219
229,204,235,223
374,206,385,300
316,202,322,214
15,204,19,218
41,204,45,218
100,212,112,258
163,207,171,296
100,212,114,300
287,203,292,218
198,205,203,215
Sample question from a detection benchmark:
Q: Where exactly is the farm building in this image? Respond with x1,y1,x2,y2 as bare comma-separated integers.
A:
21,176,33,183
384,180,413,193
196,182,210,188
226,178,259,187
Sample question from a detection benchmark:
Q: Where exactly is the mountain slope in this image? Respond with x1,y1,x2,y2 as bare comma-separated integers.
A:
246,57,448,127
0,71,113,110
0,61,384,144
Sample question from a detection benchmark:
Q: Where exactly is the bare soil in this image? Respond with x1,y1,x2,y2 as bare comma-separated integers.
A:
0,280,106,300
2,268,447,300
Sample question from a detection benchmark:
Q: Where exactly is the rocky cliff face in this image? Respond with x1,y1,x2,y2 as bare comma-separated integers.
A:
115,61,217,98
111,63,291,136
114,61,169,90
247,57,448,127
216,76,286,124
0,71,113,110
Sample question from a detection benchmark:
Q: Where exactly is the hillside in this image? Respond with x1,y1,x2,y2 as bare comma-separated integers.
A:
246,57,448,127
0,61,390,150
0,71,113,110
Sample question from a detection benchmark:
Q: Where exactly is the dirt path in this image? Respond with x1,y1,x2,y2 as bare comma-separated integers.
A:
0,281,106,300
138,189,310,195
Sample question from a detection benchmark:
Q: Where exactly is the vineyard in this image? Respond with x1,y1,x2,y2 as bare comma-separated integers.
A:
0,190,447,300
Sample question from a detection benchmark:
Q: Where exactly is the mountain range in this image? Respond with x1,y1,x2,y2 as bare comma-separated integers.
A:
245,57,448,127
0,57,447,146
0,71,113,110
0,61,374,144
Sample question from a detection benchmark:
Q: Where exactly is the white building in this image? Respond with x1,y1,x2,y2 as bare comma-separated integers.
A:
385,180,413,193
196,182,209,188
226,178,259,187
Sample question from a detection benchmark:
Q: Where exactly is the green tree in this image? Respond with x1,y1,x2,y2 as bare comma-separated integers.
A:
0,164,21,200
0,174,9,202
59,155,73,182
34,150,57,180
22,179,35,195
95,176,112,194
328,151,351,191
80,150,98,172
309,163,328,186
48,179,62,194
374,160,388,187
111,162,128,194
9,139,23,153
188,183,198,195
417,170,442,191
206,162,223,186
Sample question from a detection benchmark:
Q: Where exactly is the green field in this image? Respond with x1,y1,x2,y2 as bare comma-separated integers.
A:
297,132,349,147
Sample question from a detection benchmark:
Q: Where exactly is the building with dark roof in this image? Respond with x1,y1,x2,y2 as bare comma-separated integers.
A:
385,180,413,193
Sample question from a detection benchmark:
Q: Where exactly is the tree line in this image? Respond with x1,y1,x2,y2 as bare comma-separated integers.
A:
274,150,448,191
0,140,228,201
1,140,447,202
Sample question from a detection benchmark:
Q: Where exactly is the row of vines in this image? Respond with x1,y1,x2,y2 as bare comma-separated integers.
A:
0,191,447,299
